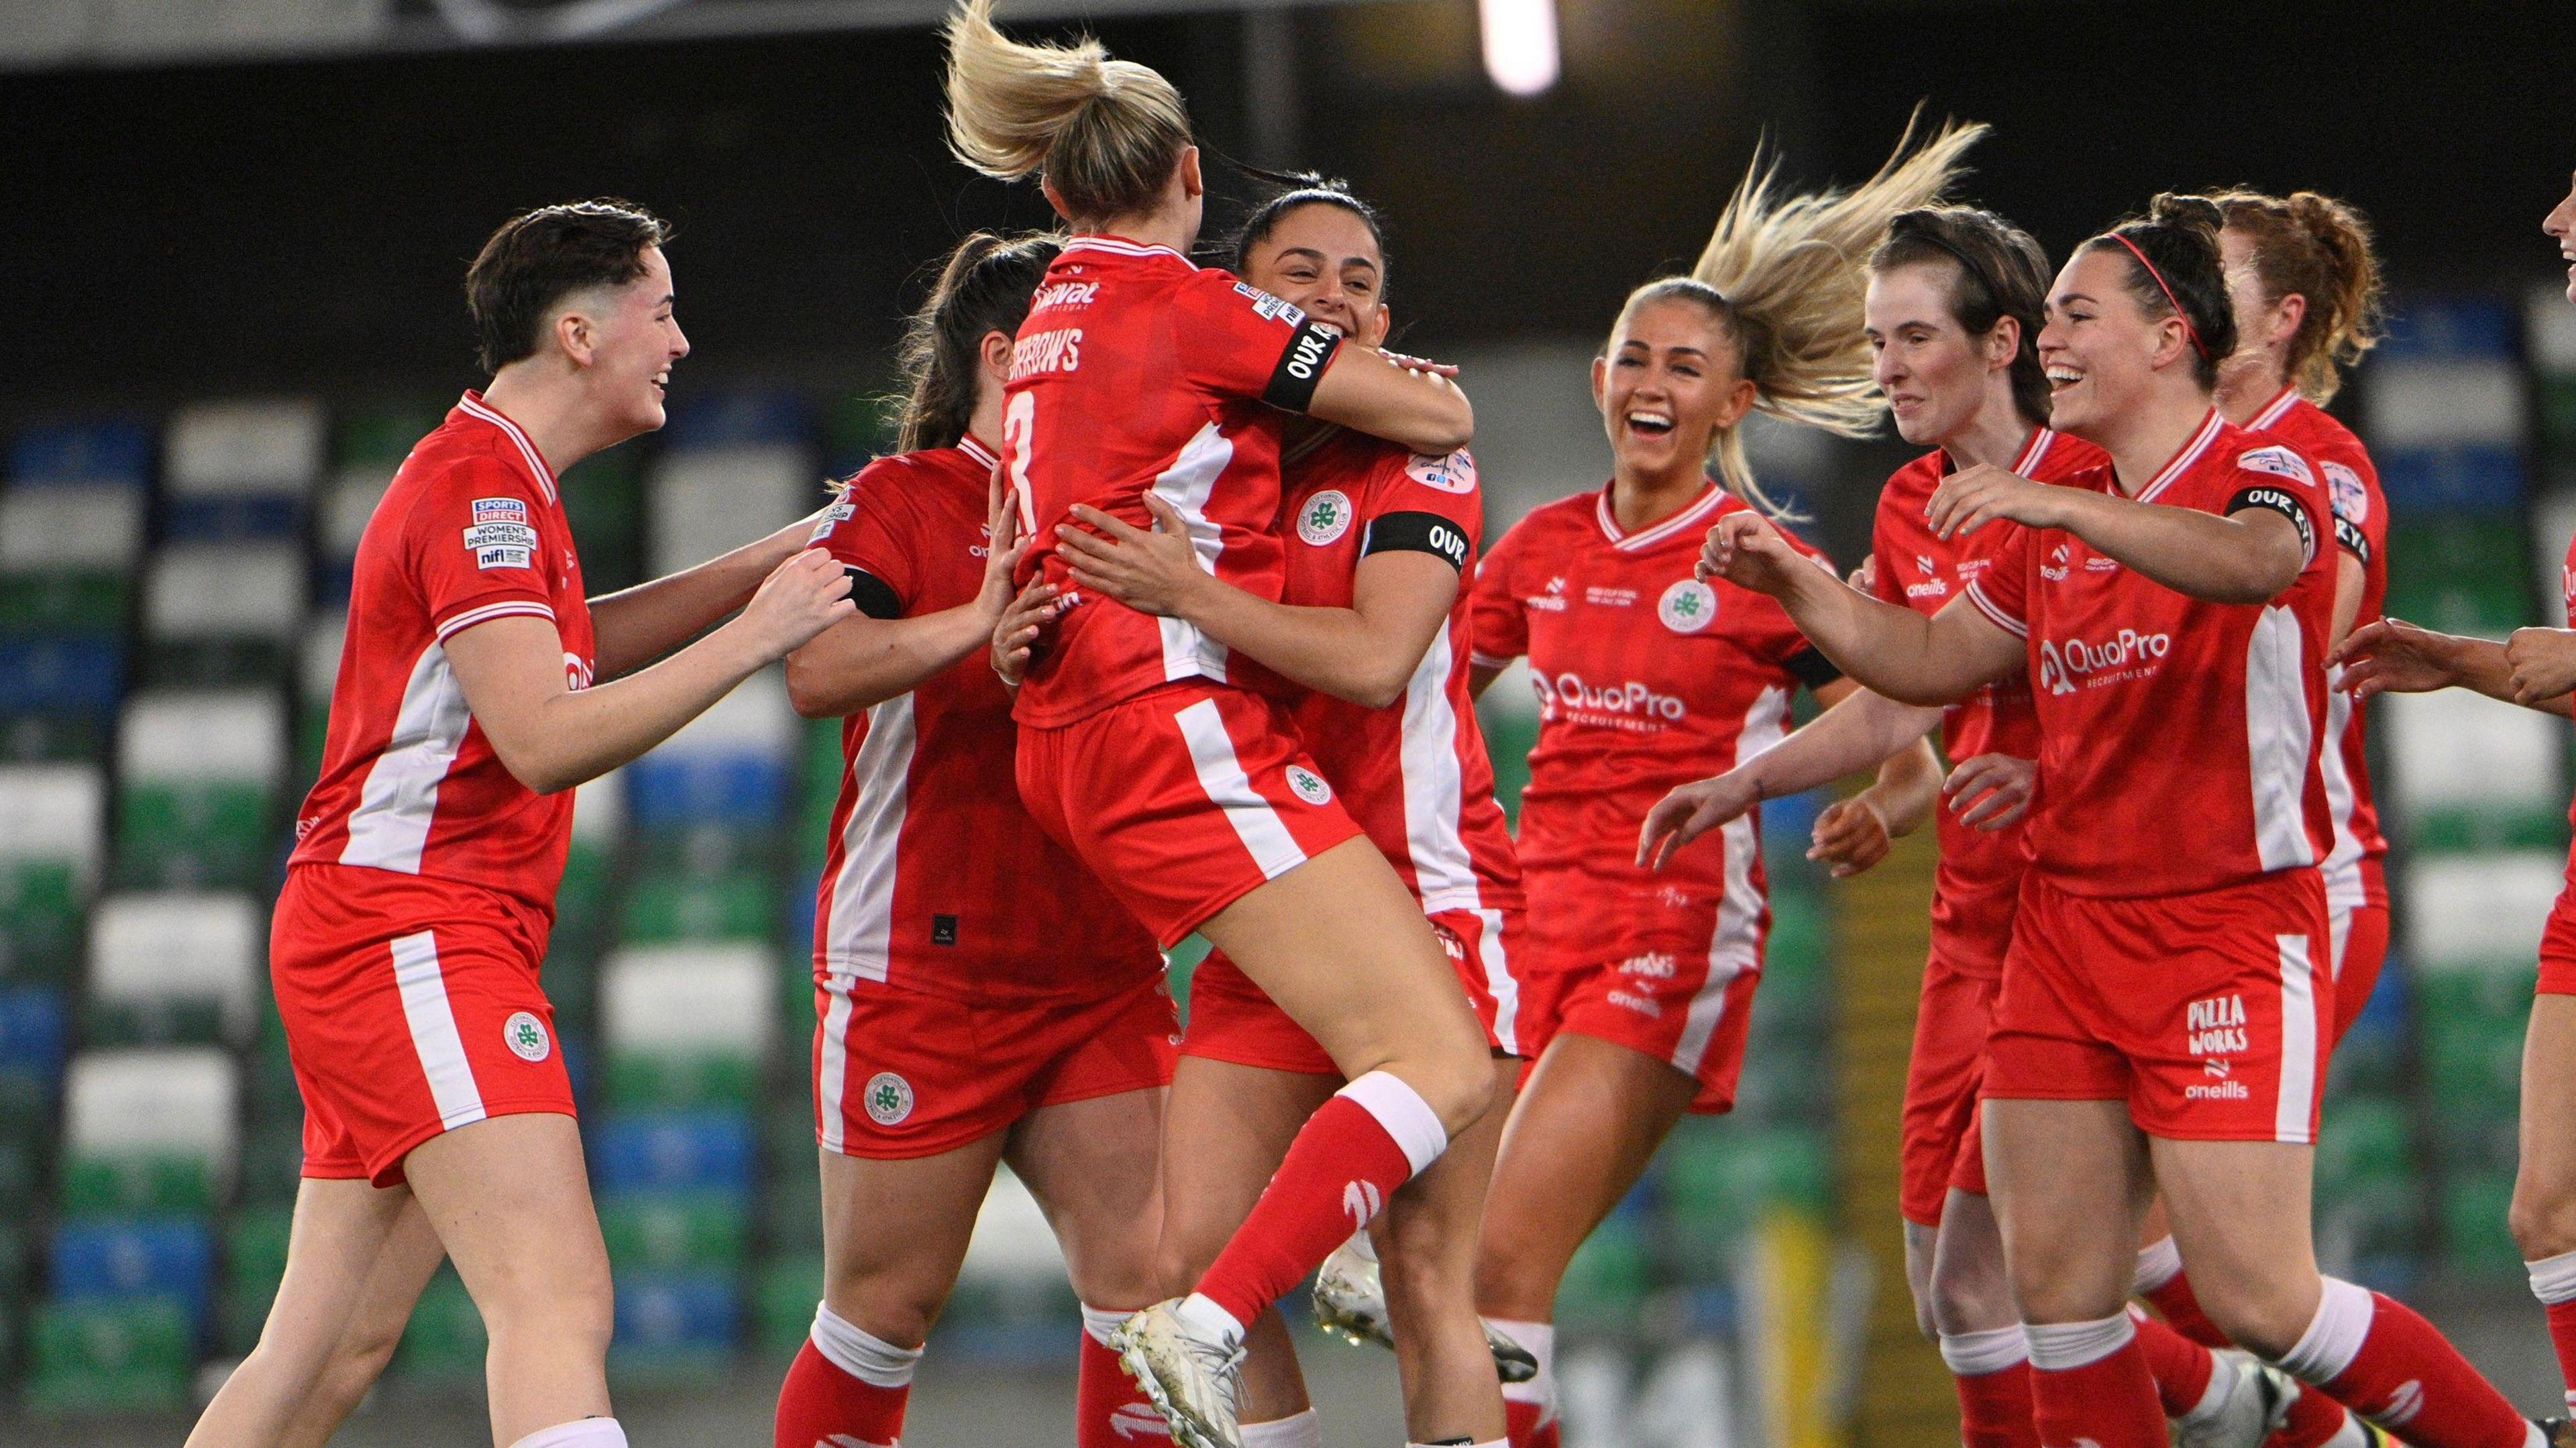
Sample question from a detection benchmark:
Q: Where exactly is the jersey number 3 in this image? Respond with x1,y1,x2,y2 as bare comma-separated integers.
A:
1003,391,1038,539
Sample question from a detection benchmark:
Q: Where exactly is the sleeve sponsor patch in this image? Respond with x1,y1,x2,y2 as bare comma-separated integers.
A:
1232,280,1309,327
1361,510,1471,570
811,498,856,543
1262,318,1342,413
464,520,539,569
2235,445,2316,486
1405,449,1478,495
2227,484,2316,564
471,496,529,524
2322,461,2368,526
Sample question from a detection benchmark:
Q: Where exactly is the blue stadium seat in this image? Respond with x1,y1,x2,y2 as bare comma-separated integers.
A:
590,1110,755,1196
48,1217,215,1329
8,420,154,488
2377,296,2516,361
0,638,125,719
663,390,816,451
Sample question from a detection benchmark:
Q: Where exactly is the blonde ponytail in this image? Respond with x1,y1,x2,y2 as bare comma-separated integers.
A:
1619,112,1986,515
943,0,1193,223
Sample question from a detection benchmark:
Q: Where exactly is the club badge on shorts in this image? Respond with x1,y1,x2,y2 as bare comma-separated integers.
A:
502,1011,551,1062
1297,490,1354,546
1658,578,1718,634
1285,765,1334,806
864,1072,915,1126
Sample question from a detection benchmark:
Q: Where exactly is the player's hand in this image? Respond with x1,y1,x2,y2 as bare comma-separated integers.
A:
1695,512,1808,597
1945,753,2035,830
1638,771,1760,871
1057,497,1208,618
2332,617,2463,699
974,465,1030,622
737,549,855,661
1377,348,1461,379
991,578,1061,689
1927,463,2062,540
1847,556,1877,595
1808,795,1893,877
2506,626,2576,705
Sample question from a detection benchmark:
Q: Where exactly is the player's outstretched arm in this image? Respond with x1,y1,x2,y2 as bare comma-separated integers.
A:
1928,463,2303,605
1055,496,1454,708
1699,512,2020,706
1639,684,1943,869
1305,347,1474,456
2335,617,2576,716
786,477,1030,717
447,549,853,794
588,508,825,681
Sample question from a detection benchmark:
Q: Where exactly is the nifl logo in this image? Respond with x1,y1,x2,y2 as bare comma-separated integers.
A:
2035,628,2170,695
503,1011,550,1062
1297,490,1353,546
1658,579,1719,634
863,1072,914,1126
1342,1180,1383,1230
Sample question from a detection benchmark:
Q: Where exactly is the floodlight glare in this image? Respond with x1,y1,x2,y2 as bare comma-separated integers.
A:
1479,0,1560,98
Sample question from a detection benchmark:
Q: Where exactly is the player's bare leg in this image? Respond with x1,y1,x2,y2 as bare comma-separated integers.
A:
818,1133,1010,1347
402,1113,616,1447
1009,1085,1175,1445
277,1197,447,1448
1155,1055,1340,1427
1927,1188,2019,1337
182,1176,424,1447
2514,995,2576,1420
1375,1057,1520,1443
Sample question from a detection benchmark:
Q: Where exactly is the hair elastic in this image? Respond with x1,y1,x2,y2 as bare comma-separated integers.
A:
2105,231,2211,361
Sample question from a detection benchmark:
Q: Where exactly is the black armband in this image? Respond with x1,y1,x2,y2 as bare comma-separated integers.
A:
2332,514,2373,564
1785,647,1843,690
2226,485,2316,564
1262,319,1342,412
843,566,904,621
1360,510,1471,571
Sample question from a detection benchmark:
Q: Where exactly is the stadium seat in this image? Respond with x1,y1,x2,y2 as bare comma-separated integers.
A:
600,942,774,1110
590,1110,755,1196
2377,295,2516,362
48,1217,216,1328
8,419,153,492
2382,515,2540,636
23,1296,193,1414
297,606,345,775
0,763,103,982
625,671,797,828
115,689,286,889
753,1250,826,1354
599,1188,750,1274
2403,853,2563,967
610,1268,742,1380
396,1268,486,1382
2384,694,2565,851
559,445,646,594
141,543,306,685
85,891,261,1047
2375,446,2528,514
164,399,324,497
218,1206,292,1355
0,482,147,638
646,446,816,579
60,1047,237,1218
2367,359,2526,449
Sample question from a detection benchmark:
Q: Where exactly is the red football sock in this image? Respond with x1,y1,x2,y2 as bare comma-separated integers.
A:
1191,1073,1446,1328
1077,1308,1163,1447
2548,1300,2576,1419
1502,1401,1560,1448
1938,1326,2039,1448
2271,1378,2363,1448
774,1335,912,1448
2530,1249,2576,1418
2026,1317,2167,1448
2141,1270,2232,1349
2129,1309,2218,1419
2279,1280,2532,1448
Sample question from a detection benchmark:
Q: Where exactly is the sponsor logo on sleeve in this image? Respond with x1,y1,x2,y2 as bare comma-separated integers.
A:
1405,450,1478,494
1232,280,1309,326
1658,578,1718,633
2236,445,2316,486
1297,490,1354,545
810,498,855,543
472,496,529,524
465,517,539,570
2322,461,2367,525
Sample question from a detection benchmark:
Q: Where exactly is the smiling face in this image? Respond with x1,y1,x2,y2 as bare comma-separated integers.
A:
1238,201,1391,347
1866,260,2008,448
2036,245,2198,437
1594,292,1757,479
564,244,687,435
2548,170,2576,303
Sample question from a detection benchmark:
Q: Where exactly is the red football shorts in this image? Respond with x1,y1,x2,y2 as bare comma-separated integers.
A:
1898,951,2000,1227
270,862,573,1187
1016,681,1365,948
2326,858,2388,1047
813,972,1177,1159
1513,930,1766,1116
2539,865,2576,997
1183,905,1528,1074
1984,870,2332,1145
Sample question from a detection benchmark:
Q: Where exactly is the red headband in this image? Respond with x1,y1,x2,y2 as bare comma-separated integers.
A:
2106,232,2212,361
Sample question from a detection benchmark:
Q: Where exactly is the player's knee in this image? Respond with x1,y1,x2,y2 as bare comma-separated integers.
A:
1400,1032,1498,1139
822,1264,949,1350
2190,1276,2307,1360
2008,1260,2121,1328
1927,1240,2016,1338
2510,1170,2576,1261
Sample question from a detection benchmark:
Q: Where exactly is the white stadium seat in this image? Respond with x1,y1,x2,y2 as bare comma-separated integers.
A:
163,399,325,496
2404,852,2567,968
647,445,816,577
574,769,628,848
299,608,347,706
117,689,286,788
601,942,776,1056
144,542,305,642
64,1046,239,1173
957,1167,1069,1291
0,763,106,885
2384,688,2563,813
87,892,263,1042
0,484,147,574
651,669,796,763
321,461,398,559
2363,359,2526,448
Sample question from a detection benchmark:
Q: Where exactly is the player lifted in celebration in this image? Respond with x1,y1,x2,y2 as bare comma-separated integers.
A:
1464,121,1974,1448
943,5,1497,1444
1699,194,2544,1448
186,201,853,1448
773,231,1173,1448
1029,180,1527,1448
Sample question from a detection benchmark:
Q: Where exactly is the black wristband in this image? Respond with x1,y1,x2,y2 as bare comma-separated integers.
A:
1361,510,1471,571
2226,485,2316,564
1785,646,1842,689
2332,514,2372,564
1262,319,1342,412
843,566,904,621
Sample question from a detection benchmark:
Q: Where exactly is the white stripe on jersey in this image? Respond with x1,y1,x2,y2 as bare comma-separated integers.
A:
1175,698,1308,880
389,930,486,1131
815,983,857,1154
2317,682,2366,907
1400,628,1482,915
2244,605,2316,872
1598,484,1726,554
340,641,474,874
2136,410,2225,505
1675,683,1790,1075
2251,387,2300,431
457,394,559,504
2274,932,2319,1145
822,695,919,983
433,598,555,643
1470,903,1521,1056
1152,423,1238,685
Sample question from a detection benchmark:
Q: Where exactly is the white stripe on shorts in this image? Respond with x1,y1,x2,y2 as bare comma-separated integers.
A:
2275,932,2318,1145
1175,698,1309,881
1472,905,1520,1056
815,980,856,1154
389,930,486,1131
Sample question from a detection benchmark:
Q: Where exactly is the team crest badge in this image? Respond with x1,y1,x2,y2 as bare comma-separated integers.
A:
1297,490,1354,546
863,1072,915,1126
502,1011,550,1062
1657,579,1717,634
1285,765,1334,806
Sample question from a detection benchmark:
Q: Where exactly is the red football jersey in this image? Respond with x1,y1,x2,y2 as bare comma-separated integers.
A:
1278,431,1523,920
1872,426,2110,972
810,437,1163,1003
290,393,595,912
2248,386,2390,907
1471,484,1839,967
1961,410,2337,897
1003,235,1343,727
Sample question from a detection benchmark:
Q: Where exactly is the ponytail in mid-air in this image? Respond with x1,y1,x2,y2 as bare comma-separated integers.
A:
943,0,1193,224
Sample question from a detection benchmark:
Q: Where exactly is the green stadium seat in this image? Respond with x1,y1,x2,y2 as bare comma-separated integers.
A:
619,869,774,943
62,1047,237,1215
0,763,103,983
24,1298,193,1414
1554,1216,1648,1332
2439,1170,2522,1280
0,571,129,636
755,1251,825,1354
219,1208,293,1355
235,1123,305,1208
336,404,443,469
603,1050,759,1111
1474,681,1538,825
561,447,645,594
599,1188,751,1273
58,1152,216,1217
113,690,286,890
